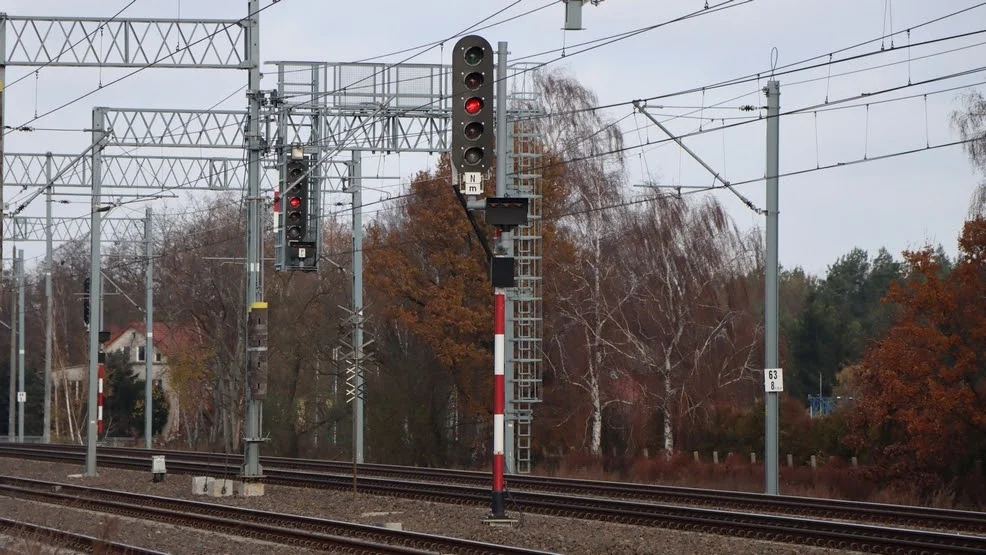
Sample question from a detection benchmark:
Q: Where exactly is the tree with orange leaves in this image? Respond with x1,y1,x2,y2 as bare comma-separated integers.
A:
847,217,986,487
364,155,494,462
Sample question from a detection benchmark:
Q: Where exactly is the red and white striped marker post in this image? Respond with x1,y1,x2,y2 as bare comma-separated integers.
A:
492,288,507,518
97,361,105,435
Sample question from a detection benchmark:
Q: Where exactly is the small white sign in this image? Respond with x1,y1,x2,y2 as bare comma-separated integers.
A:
16,392,26,403
764,368,784,392
461,171,482,195
297,247,307,259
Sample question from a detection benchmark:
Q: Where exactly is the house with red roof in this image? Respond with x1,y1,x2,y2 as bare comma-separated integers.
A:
54,322,200,440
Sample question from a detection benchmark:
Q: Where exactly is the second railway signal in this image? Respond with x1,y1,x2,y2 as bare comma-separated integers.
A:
284,157,310,242
451,34,495,188
281,148,317,271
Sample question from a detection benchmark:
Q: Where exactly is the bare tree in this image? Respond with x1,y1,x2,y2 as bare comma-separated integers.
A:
951,91,986,216
536,68,632,455
604,196,761,457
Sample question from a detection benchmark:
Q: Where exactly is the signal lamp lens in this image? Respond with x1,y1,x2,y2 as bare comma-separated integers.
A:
464,97,483,115
463,147,483,166
287,226,302,240
463,46,484,65
288,196,302,209
463,71,484,90
464,121,483,141
288,211,302,222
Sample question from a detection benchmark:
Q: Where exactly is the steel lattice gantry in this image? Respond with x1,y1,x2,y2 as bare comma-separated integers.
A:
0,5,269,480
271,61,451,153
269,60,546,473
4,152,275,192
2,15,248,68
5,215,144,243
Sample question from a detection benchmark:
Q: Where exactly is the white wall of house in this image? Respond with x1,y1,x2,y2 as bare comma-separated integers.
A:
54,326,181,440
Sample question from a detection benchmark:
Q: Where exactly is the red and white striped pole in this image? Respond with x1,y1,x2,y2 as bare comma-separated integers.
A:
97,361,105,435
492,287,507,518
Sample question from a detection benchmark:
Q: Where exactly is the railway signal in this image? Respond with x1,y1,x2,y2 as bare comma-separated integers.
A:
451,34,495,190
280,147,317,271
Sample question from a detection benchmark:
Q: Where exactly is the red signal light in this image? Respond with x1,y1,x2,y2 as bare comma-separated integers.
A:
464,97,483,115
288,196,302,209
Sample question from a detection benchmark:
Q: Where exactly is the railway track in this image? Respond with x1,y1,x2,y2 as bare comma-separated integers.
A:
1,444,985,553
3,443,985,535
0,516,168,554
0,475,552,555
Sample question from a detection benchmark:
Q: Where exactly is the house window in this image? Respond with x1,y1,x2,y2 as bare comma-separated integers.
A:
155,352,162,362
138,346,146,361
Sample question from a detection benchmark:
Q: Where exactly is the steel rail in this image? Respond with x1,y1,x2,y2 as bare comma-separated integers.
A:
0,516,168,554
0,477,551,555
3,443,985,534
1,445,984,553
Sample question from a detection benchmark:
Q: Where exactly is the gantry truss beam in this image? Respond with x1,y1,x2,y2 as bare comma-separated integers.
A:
280,109,451,154
6,152,263,191
104,109,247,149
272,61,452,153
5,216,142,242
4,152,352,192
1,15,247,68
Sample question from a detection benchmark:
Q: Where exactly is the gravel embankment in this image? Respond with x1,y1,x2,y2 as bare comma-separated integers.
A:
0,456,847,554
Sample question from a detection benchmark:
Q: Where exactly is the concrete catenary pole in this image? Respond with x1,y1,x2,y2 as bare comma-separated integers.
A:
764,80,781,495
351,149,364,464
242,0,266,482
86,107,106,476
16,248,23,442
7,242,14,441
44,153,53,443
1,13,7,307
144,207,154,448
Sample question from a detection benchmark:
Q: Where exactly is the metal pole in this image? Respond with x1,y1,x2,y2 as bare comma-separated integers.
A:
85,107,105,476
491,289,506,518
7,242,14,441
1,13,8,303
351,150,364,464
144,207,153,448
489,42,512,497
495,40,517,475
16,249,24,442
241,0,265,481
764,80,780,495
44,154,53,443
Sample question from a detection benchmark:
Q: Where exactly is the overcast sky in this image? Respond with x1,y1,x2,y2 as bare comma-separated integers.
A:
2,0,984,277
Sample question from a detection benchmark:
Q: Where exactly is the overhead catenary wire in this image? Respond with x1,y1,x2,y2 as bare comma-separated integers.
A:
14,2,986,274
83,62,986,234
20,51,985,238
33,125,979,288
509,23,986,124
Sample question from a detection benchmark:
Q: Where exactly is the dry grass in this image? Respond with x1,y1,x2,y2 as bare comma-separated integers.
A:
537,451,978,509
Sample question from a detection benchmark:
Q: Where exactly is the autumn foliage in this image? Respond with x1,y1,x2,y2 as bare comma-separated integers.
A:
847,217,986,487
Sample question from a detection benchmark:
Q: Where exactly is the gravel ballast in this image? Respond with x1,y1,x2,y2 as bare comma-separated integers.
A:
0,456,847,554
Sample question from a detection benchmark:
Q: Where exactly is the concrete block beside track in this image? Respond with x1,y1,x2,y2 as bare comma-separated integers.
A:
234,481,264,497
208,478,235,497
192,476,209,495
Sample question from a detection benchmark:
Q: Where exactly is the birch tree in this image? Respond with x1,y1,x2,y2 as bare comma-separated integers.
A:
535,68,630,455
605,196,761,456
951,91,986,216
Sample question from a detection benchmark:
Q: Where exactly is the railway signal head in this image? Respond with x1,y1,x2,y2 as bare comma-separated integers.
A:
284,157,309,242
451,35,495,180
278,150,318,272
